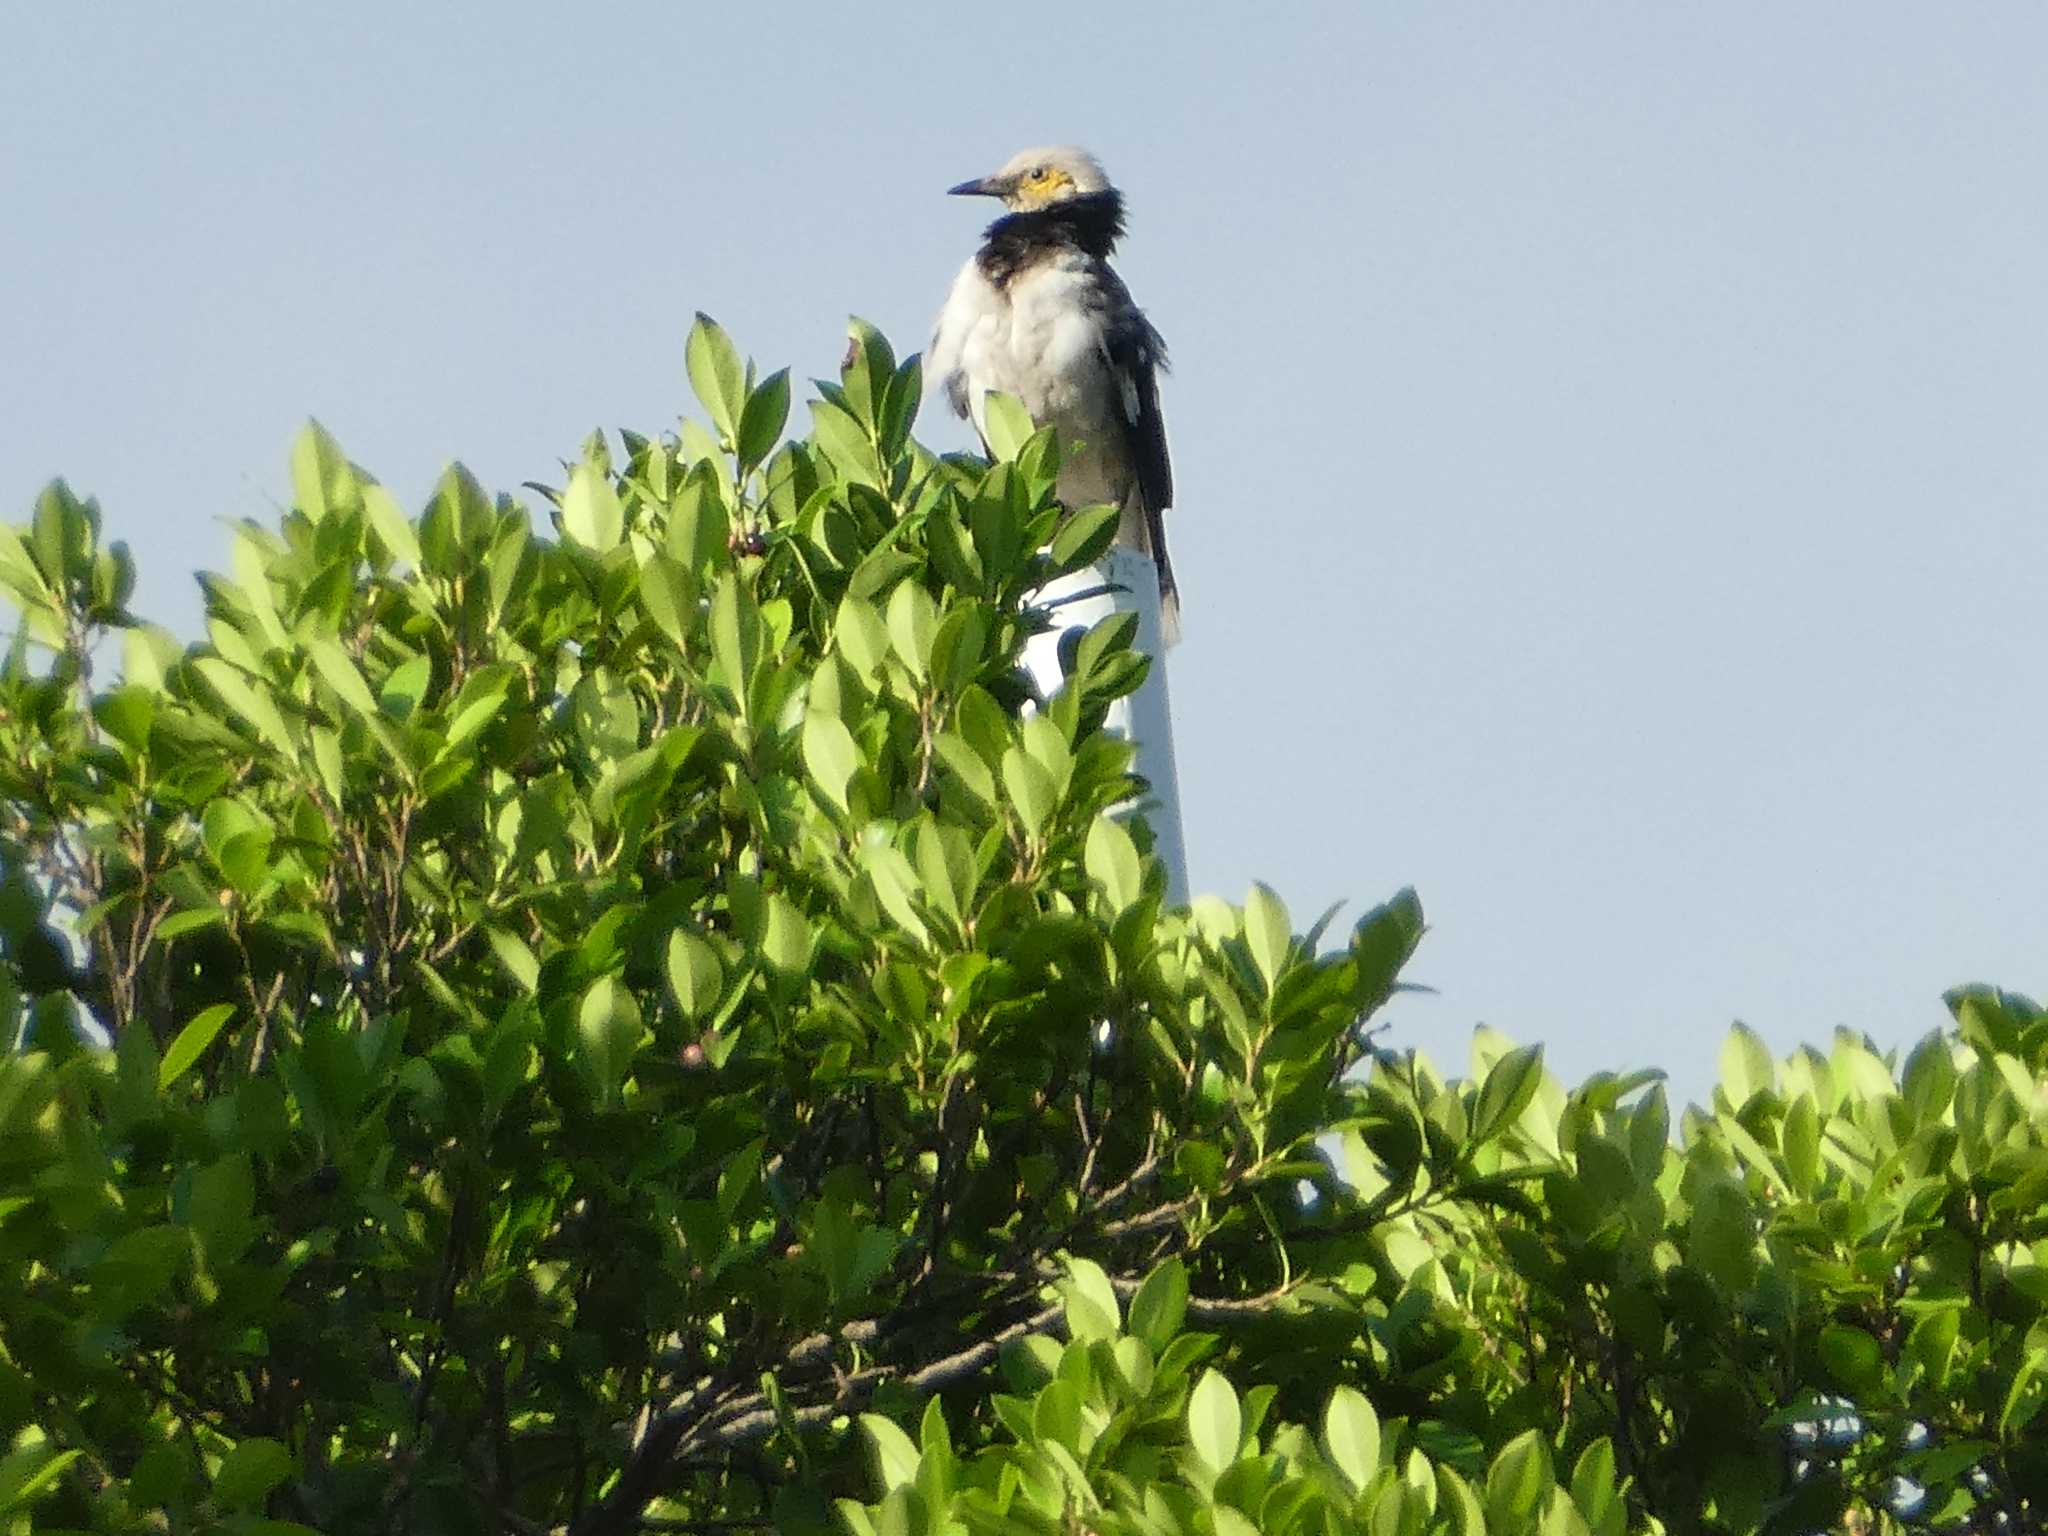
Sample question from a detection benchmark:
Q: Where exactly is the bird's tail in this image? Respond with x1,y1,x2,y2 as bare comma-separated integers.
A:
1146,501,1181,647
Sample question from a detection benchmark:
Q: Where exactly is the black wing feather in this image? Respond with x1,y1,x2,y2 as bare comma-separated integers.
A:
1097,269,1172,513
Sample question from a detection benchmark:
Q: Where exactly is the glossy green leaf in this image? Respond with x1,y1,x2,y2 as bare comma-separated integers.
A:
979,391,1035,462
1062,1255,1120,1342
667,929,723,1020
1324,1385,1381,1493
687,312,746,440
1472,1043,1544,1146
562,460,624,552
1125,1258,1187,1355
1188,1368,1241,1473
1485,1429,1553,1529
885,580,937,683
1001,747,1055,841
159,1004,235,1088
1244,881,1290,994
737,368,791,470
1719,1021,1775,1108
802,708,861,817
861,1414,920,1493
1048,500,1122,573
193,658,294,756
1085,815,1142,911
289,420,357,521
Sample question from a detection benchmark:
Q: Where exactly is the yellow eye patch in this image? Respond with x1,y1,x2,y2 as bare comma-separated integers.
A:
1015,166,1075,207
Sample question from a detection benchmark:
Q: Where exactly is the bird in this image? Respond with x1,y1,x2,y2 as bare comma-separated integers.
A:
927,146,1180,641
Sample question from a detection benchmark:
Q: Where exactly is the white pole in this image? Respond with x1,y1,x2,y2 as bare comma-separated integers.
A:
1023,547,1189,906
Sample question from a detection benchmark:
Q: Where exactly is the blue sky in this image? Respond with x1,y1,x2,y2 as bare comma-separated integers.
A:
6,5,2044,1102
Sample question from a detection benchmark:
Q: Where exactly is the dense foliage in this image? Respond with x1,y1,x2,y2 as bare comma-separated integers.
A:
0,319,2041,1536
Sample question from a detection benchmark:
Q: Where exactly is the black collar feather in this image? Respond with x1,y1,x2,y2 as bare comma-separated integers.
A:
976,191,1127,285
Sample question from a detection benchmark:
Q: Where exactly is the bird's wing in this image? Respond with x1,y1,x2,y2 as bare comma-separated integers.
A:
929,259,1003,427
1095,267,1172,514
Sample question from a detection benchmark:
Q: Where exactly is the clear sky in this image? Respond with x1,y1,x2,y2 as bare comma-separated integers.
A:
6,5,2045,1104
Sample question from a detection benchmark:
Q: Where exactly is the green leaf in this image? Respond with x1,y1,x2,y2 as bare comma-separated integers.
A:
289,420,357,521
189,1153,256,1267
1062,1255,1120,1342
1324,1385,1381,1494
709,574,761,711
1244,882,1290,995
803,708,861,818
736,368,792,471
1780,1093,1820,1194
0,1439,81,1512
1352,888,1425,1013
885,580,937,683
809,398,880,488
1571,1439,1620,1536
157,908,227,943
1126,1258,1187,1354
561,460,624,552
362,481,420,567
1438,1467,1487,1536
980,391,1035,462
2000,1346,2047,1438
928,603,989,695
1719,1021,1775,1109
193,658,294,756
1485,1429,1553,1529
760,894,813,976
486,928,540,992
96,683,156,752
1019,712,1072,794
1817,1323,1882,1395
306,636,381,720
718,1139,764,1218
1472,1043,1544,1146
577,975,641,1095
1048,500,1123,573
834,594,890,681
862,844,930,945
437,673,513,759
861,1414,920,1493
687,312,745,441
1689,1178,1758,1292
212,1437,293,1512
1539,1486,1594,1536
1033,1377,1084,1455
90,1225,190,1318
1085,816,1143,912
1002,747,1056,841
0,519,47,600
667,929,724,1020
160,1004,235,1088
379,653,430,719
639,552,698,652
121,623,182,689
294,730,341,810
1188,1368,1242,1473
1900,1029,1957,1122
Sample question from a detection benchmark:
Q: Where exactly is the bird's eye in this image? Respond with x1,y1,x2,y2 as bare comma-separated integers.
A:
1030,166,1048,181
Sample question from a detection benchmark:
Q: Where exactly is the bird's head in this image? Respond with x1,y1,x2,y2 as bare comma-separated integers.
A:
948,146,1111,211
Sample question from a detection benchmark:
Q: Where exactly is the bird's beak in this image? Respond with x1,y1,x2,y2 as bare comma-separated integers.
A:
947,175,1002,198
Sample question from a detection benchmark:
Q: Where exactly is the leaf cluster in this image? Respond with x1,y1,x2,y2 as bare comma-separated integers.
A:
1,321,2041,1536
0,320,1416,1534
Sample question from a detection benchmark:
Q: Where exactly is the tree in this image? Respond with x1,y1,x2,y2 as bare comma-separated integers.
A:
0,318,2042,1536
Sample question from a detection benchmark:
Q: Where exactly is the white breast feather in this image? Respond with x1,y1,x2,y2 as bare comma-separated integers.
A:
933,253,1123,496
930,259,1006,439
